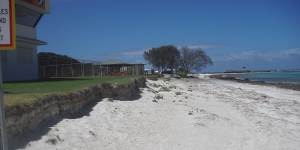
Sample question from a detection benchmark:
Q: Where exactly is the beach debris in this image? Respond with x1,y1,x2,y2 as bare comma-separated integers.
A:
199,109,206,113
46,138,58,145
152,99,158,103
163,78,171,82
56,135,64,142
45,134,64,145
194,122,206,127
159,86,171,92
169,85,177,89
155,94,163,100
150,83,160,88
89,131,96,137
175,92,182,95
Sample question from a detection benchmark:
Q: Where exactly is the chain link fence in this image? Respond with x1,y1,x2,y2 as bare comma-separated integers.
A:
39,63,145,78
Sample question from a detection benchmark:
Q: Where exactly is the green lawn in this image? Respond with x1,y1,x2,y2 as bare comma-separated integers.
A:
3,76,141,107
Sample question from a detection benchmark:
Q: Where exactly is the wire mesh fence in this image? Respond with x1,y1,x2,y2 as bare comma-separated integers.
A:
39,63,145,78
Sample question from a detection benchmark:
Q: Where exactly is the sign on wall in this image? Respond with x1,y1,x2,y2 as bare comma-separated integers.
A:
0,0,16,50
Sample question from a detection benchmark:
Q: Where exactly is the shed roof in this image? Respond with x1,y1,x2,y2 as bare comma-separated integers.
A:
100,60,145,66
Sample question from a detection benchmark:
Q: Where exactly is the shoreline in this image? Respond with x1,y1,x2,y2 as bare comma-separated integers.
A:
209,74,300,91
20,77,300,150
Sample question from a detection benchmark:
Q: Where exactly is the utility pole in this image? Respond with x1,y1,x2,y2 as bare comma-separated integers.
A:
0,0,15,148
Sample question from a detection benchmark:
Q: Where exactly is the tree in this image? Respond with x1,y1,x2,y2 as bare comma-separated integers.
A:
179,47,213,73
144,45,180,72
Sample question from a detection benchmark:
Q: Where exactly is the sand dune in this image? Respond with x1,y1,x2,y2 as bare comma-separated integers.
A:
19,77,300,150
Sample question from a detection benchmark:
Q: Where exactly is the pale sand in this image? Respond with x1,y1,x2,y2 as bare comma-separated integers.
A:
19,77,300,150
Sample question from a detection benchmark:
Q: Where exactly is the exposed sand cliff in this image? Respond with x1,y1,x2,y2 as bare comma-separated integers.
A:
6,78,145,150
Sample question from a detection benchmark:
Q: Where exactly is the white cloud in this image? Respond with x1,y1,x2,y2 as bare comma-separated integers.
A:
283,48,300,56
187,44,224,49
120,50,146,56
177,44,224,50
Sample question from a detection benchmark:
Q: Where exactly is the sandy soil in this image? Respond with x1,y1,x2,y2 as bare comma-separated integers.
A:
19,77,300,150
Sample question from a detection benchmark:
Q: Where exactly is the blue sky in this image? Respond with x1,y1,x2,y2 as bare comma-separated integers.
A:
37,0,300,72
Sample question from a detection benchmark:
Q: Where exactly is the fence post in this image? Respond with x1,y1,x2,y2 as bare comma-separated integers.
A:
61,64,63,77
82,64,85,77
92,64,95,77
132,66,134,76
106,65,108,76
81,64,83,77
99,65,101,76
43,66,46,78
100,65,102,77
137,65,139,76
55,64,58,78
71,63,74,77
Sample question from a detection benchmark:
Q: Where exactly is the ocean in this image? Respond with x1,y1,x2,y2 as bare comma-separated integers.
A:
236,72,300,84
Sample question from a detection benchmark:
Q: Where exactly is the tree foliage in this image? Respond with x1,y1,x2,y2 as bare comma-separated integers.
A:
144,45,213,74
38,52,80,66
179,47,213,73
144,45,180,71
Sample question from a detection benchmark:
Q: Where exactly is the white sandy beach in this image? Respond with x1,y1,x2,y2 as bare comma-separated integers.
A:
19,77,300,150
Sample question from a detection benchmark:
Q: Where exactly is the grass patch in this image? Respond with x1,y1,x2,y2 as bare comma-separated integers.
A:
3,76,142,107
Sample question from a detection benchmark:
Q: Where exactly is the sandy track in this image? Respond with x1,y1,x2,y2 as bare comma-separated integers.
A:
19,78,300,150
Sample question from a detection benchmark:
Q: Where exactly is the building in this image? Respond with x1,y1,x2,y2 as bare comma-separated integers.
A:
100,62,145,76
1,0,50,81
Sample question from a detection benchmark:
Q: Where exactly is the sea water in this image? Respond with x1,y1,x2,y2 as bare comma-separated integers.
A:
238,72,300,84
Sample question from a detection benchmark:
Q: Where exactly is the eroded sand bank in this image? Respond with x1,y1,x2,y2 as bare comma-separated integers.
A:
19,78,300,150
